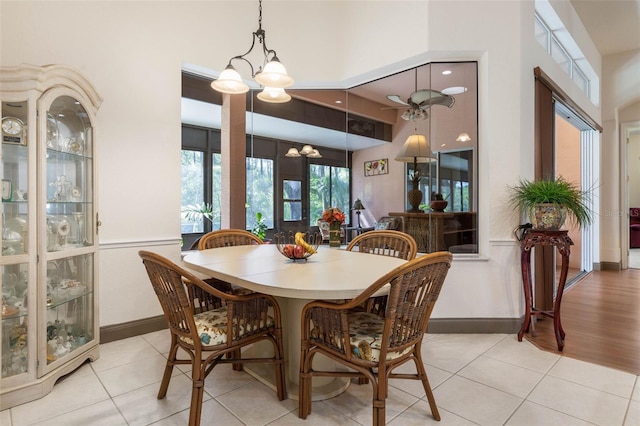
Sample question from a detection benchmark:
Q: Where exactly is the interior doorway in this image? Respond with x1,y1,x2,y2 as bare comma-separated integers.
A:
554,102,596,288
623,122,640,269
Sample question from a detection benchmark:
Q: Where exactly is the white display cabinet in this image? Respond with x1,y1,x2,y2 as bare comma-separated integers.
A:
1,64,102,409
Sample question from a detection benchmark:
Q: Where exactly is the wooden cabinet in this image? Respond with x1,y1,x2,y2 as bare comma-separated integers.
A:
389,212,477,253
1,64,102,409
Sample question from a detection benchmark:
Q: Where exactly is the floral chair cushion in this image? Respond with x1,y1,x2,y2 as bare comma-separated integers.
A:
347,311,412,362
181,306,274,347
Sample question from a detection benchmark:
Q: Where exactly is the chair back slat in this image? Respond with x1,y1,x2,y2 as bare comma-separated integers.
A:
140,252,196,341
346,230,417,260
380,253,452,356
198,229,263,250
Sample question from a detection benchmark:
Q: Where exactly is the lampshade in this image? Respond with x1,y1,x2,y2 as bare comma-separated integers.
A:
210,65,250,94
456,132,472,142
254,59,294,88
257,86,291,103
352,199,365,211
306,149,322,158
299,145,314,155
395,134,436,163
285,147,301,157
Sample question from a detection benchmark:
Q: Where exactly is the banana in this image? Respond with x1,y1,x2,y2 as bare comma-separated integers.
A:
295,232,317,254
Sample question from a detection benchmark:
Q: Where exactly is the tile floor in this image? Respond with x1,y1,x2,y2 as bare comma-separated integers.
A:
2,330,639,425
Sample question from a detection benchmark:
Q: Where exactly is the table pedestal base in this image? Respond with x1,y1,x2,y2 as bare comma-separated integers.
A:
243,296,351,401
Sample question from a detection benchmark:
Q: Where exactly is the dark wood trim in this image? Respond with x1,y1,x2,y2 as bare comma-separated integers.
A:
427,318,521,334
533,67,603,132
594,261,622,271
99,315,167,344
534,77,556,311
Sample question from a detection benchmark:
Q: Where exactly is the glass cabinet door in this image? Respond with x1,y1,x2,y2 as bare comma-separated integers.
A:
43,95,95,368
45,254,94,364
45,96,93,251
2,100,30,380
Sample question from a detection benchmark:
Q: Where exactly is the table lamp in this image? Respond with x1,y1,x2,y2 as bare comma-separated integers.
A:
395,133,436,213
352,199,365,228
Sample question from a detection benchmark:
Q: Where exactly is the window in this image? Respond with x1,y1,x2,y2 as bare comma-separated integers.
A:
535,12,593,100
309,164,350,225
246,157,274,228
407,150,473,212
283,180,302,221
181,126,275,248
181,150,222,235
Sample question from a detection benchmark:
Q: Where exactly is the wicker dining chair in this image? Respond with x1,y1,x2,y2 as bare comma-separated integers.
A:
346,230,418,315
298,251,452,426
139,251,286,426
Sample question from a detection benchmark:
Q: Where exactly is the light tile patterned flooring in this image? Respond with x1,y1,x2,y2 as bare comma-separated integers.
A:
2,330,639,425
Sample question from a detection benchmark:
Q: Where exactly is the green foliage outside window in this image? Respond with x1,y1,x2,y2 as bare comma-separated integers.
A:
246,158,274,228
309,165,350,225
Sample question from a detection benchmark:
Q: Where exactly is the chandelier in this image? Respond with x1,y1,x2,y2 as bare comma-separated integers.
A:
210,0,294,103
285,145,322,158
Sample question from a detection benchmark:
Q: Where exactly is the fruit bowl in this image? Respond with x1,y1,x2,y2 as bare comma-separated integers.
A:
274,231,322,261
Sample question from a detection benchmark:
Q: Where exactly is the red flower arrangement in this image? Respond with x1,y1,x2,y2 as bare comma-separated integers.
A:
322,207,346,224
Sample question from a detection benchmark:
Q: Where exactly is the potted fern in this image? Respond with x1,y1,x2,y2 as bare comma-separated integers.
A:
507,176,593,230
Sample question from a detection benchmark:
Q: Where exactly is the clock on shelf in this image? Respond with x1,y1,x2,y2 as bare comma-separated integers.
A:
2,116,26,144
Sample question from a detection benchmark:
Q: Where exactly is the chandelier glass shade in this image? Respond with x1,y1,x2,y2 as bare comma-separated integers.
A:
285,145,322,158
456,131,471,142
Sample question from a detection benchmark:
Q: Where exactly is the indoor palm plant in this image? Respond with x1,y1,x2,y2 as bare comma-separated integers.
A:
507,176,593,230
251,212,268,241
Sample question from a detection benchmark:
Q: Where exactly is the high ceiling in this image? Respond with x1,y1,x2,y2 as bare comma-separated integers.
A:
570,0,640,56
183,2,640,148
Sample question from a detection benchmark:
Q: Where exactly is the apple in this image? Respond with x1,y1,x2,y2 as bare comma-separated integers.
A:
282,244,295,258
293,245,305,258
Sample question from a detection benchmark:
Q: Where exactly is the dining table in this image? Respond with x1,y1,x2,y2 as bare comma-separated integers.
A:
183,243,407,401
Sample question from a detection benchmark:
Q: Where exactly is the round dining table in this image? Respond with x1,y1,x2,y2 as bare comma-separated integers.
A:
183,244,407,401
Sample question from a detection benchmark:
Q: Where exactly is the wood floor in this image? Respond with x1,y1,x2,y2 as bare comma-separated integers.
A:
524,267,640,375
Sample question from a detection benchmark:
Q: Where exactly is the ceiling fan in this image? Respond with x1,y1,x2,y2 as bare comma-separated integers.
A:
386,89,455,120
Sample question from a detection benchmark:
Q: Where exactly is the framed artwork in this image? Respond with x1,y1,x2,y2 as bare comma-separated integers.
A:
364,159,388,176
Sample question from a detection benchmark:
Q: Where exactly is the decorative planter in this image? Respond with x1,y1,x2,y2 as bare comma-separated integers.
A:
530,204,567,230
407,188,423,213
329,222,341,247
430,200,448,212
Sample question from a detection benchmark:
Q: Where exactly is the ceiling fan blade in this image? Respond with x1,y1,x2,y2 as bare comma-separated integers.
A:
410,89,452,104
418,94,456,109
386,95,410,106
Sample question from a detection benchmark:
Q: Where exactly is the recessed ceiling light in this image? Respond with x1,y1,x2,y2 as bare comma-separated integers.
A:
442,70,452,75
335,100,342,104
442,86,468,95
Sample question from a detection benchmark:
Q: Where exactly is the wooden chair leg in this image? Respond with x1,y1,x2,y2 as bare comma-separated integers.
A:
415,357,441,421
158,334,179,399
373,373,386,426
298,350,311,419
230,349,243,371
189,363,206,426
